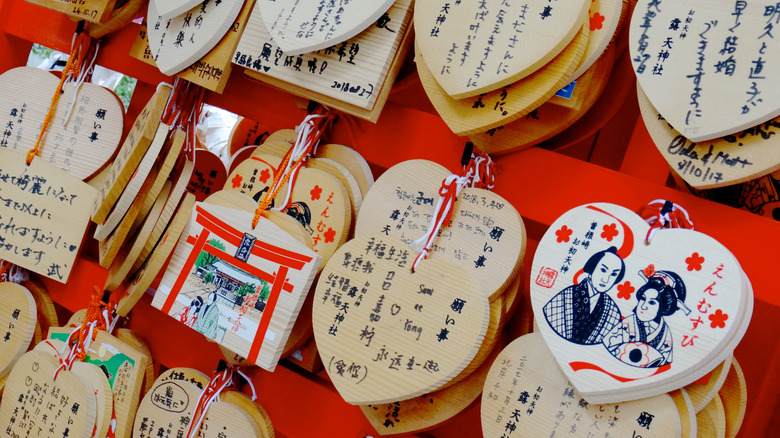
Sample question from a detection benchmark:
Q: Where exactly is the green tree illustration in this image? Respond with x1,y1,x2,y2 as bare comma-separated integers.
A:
195,239,227,267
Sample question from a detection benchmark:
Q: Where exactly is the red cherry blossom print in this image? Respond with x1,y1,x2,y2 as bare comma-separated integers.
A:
709,309,728,329
324,227,336,243
601,223,618,242
259,168,271,184
231,173,243,189
617,281,635,300
555,225,573,243
590,12,605,31
686,252,705,271
310,185,323,201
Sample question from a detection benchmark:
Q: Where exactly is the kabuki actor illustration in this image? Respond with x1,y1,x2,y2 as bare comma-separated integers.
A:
531,203,750,397
543,247,625,345
153,202,321,370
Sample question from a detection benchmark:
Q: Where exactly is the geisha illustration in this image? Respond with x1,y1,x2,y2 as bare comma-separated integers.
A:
603,266,691,368
193,291,220,340
543,247,625,345
178,296,203,328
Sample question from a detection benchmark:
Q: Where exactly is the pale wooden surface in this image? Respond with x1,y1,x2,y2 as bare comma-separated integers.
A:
469,47,614,154
481,333,684,437
151,0,201,19
685,356,732,413
258,0,395,53
719,358,747,438
0,149,97,282
530,202,750,403
317,144,375,200
629,0,780,142
132,367,210,438
361,335,504,435
104,180,172,290
415,0,590,99
0,67,124,180
0,283,37,377
697,396,727,438
638,86,780,189
227,116,269,154
22,276,59,335
146,0,244,76
25,0,116,23
116,192,196,316
356,160,526,301
313,234,489,405
92,84,170,224
220,391,275,438
416,23,589,136
0,350,96,438
72,360,113,438
235,0,413,115
152,202,321,370
131,0,256,93
198,397,263,437
226,153,282,201
132,159,194,274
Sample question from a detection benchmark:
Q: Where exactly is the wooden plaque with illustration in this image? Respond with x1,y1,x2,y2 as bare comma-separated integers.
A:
152,202,321,370
530,203,752,403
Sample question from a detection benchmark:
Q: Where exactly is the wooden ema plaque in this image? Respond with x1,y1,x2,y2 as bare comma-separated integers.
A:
414,0,590,99
114,328,156,397
416,23,589,137
313,234,490,405
24,0,116,23
226,116,271,154
130,0,256,93
116,192,197,316
226,153,281,203
0,283,36,377
257,0,395,53
23,276,59,337
718,359,747,438
84,0,147,39
0,66,124,181
0,148,97,283
569,0,626,81
361,334,505,435
0,350,97,438
356,160,526,301
235,0,413,117
684,356,732,414
92,84,171,224
104,180,172,291
132,367,210,438
219,391,275,438
132,159,195,274
638,86,780,190
481,333,687,438
316,144,375,200
697,396,727,438
46,328,150,438
146,0,245,76
187,149,228,201
151,0,203,20
469,47,615,155
530,203,752,404
629,0,780,142
152,202,321,370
